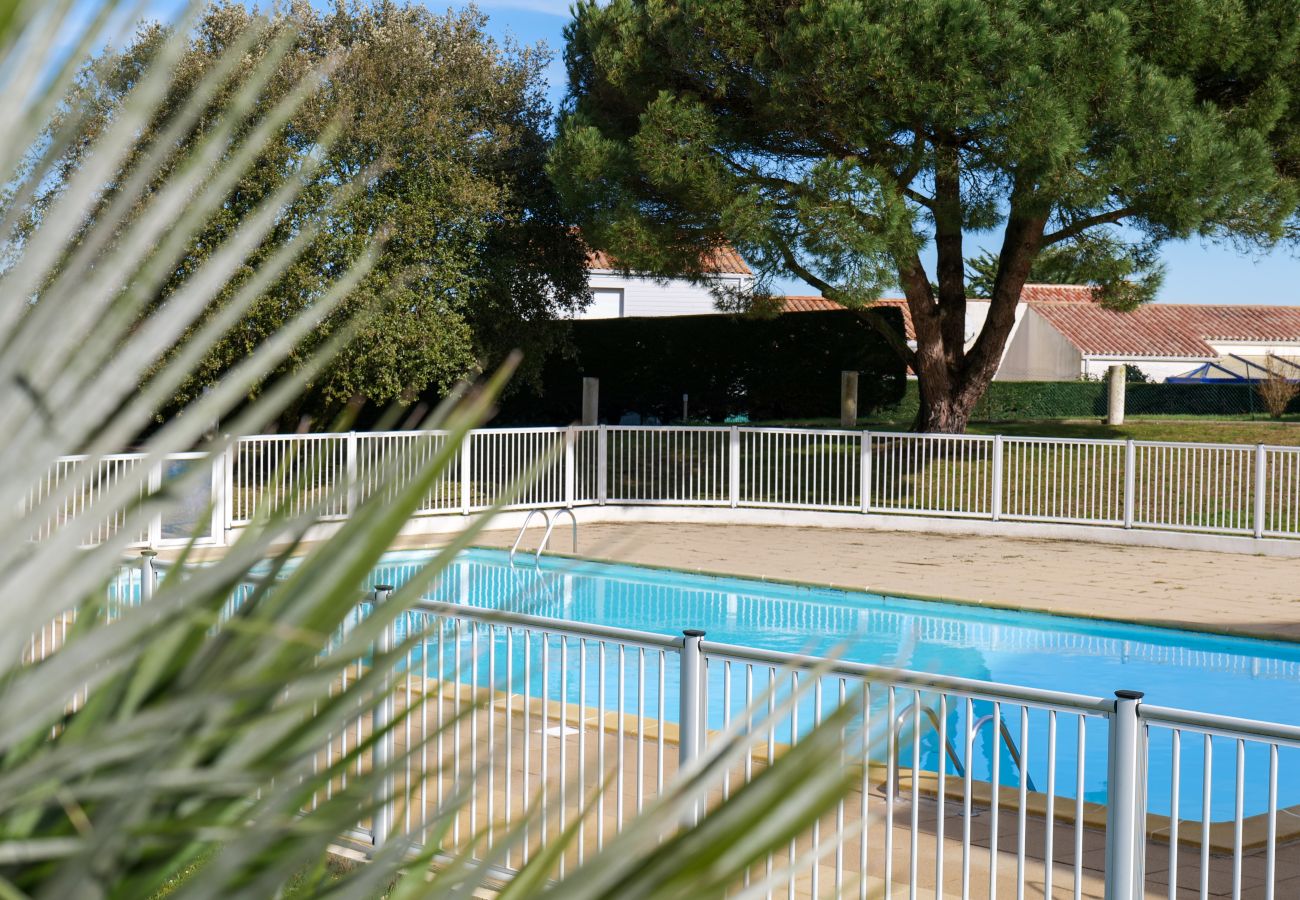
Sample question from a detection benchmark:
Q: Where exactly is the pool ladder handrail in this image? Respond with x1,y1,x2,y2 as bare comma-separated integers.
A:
508,508,578,565
891,703,1037,796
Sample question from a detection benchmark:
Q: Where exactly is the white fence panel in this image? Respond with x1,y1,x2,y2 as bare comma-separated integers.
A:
1262,446,1300,538
355,431,459,514
738,428,861,510
26,454,150,546
231,434,348,524
868,433,995,518
467,427,568,511
605,426,730,505
1000,437,1126,525
1131,442,1256,535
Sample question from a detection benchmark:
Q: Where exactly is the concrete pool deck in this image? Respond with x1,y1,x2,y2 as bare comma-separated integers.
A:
445,523,1300,643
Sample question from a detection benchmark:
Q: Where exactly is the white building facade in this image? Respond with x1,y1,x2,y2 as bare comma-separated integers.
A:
577,246,754,319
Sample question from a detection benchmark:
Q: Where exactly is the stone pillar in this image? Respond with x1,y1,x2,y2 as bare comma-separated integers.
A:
1107,364,1126,426
840,370,859,429
581,377,599,426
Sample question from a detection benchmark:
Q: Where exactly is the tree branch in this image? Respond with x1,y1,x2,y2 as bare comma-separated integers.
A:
1041,207,1134,246
770,238,915,366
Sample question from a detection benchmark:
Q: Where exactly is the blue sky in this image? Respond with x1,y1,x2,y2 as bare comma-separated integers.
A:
115,0,1300,306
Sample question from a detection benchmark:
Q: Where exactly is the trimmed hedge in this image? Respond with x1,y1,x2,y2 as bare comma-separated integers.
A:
497,309,907,424
882,380,1297,422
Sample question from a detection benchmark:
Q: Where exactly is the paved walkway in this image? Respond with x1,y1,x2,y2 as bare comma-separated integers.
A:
452,523,1300,642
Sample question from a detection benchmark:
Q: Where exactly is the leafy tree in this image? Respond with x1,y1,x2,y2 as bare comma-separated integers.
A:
24,0,588,427
550,0,1300,432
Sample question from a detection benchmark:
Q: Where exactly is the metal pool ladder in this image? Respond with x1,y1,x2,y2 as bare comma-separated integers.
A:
891,703,1037,796
509,508,578,565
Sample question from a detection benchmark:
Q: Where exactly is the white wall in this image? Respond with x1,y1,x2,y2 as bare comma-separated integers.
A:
996,307,1083,380
1080,357,1209,382
1206,341,1300,358
576,270,751,319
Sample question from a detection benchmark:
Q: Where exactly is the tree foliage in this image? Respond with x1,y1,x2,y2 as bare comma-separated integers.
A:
23,0,588,427
551,0,1300,431
965,232,1165,309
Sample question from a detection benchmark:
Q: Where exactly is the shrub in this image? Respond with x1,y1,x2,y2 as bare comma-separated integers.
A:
497,309,908,424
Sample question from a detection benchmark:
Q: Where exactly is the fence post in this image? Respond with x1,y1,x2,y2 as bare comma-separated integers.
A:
372,584,396,847
1253,444,1266,539
210,446,227,547
1107,364,1127,426
1104,689,1146,900
991,435,1004,522
139,549,157,602
346,431,359,516
597,425,608,505
460,434,472,515
564,426,576,509
582,377,599,426
1123,440,1136,529
860,431,873,514
222,441,235,543
840,370,859,429
679,629,706,826
728,427,740,508
148,459,164,546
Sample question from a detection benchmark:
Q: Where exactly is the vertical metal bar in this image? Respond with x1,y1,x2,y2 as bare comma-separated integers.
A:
565,427,576,509
346,430,358,515
1075,717,1086,900
1045,709,1057,900
1016,705,1029,900
909,690,920,898
578,637,587,863
460,435,472,515
992,434,1004,521
1200,735,1212,900
725,426,738,507
963,696,974,900
372,585,395,847
885,685,895,899
861,431,872,514
1123,440,1136,528
1232,739,1245,898
679,629,705,826
1254,444,1267,538
1105,690,1145,900
1266,743,1278,900
990,700,1001,900
1168,729,1180,900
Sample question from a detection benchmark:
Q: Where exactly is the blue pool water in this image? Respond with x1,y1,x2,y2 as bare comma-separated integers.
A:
342,549,1300,820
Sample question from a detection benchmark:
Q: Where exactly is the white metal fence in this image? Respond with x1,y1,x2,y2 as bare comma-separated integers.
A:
89,557,1298,899
31,426,1300,549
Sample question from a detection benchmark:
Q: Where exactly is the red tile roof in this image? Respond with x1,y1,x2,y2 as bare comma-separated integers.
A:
780,289,1300,359
1032,303,1300,358
585,244,752,276
780,296,916,338
1018,284,1100,303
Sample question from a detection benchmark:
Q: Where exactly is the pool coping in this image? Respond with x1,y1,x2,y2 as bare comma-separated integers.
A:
476,544,1300,647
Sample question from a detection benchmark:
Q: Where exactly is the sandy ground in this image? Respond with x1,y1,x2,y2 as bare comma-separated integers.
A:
448,523,1300,643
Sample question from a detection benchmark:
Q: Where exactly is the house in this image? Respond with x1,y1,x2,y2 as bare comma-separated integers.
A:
785,286,1300,383
578,245,754,319
1009,296,1300,382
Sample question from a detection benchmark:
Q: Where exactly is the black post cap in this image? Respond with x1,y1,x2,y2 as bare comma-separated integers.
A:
683,629,707,638
1114,689,1145,700
374,584,394,592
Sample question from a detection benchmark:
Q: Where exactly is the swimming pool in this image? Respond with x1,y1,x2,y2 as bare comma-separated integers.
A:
371,549,1300,820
